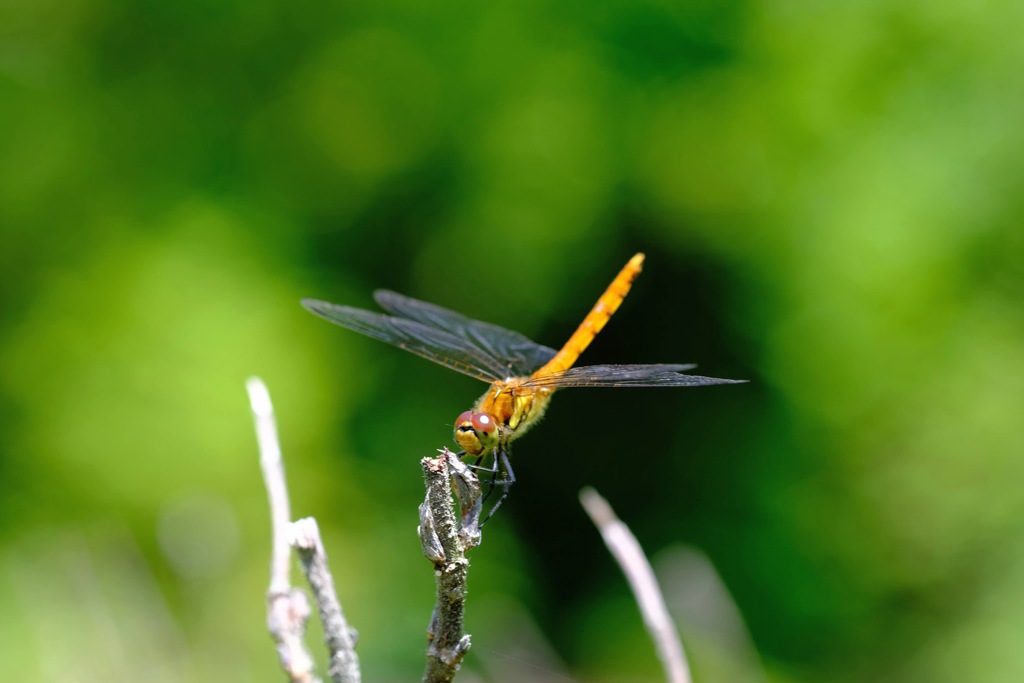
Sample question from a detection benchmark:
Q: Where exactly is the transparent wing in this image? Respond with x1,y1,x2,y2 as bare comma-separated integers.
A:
302,298,509,383
374,290,558,377
523,364,746,389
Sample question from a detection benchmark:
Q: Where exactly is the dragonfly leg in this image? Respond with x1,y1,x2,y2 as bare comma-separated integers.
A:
468,448,503,501
466,452,500,501
467,452,500,506
480,449,515,527
460,449,515,524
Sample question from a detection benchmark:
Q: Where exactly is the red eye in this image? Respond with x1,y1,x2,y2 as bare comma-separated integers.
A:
471,413,496,436
453,410,499,456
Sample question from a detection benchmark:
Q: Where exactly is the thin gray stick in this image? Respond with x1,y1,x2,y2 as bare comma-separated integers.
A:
247,376,320,683
580,487,693,683
290,519,361,683
421,452,472,683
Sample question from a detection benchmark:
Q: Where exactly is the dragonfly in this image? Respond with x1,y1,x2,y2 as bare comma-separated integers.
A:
302,253,743,513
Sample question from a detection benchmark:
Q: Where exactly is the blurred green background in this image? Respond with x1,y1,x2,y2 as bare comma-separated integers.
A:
2,0,1023,681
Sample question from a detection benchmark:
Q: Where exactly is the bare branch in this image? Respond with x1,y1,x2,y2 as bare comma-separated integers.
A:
580,487,693,683
290,518,361,683
420,450,474,683
247,376,320,683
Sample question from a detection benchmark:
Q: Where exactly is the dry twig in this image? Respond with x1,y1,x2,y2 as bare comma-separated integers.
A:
420,449,477,683
290,518,361,683
247,377,321,683
580,487,693,683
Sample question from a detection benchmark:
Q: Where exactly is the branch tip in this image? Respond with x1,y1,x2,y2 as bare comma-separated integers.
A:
246,376,274,418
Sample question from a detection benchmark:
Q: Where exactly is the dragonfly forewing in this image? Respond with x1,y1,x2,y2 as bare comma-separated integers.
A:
374,290,558,377
301,298,509,382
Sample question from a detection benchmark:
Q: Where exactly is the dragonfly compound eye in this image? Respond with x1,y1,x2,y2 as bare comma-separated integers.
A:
454,411,499,456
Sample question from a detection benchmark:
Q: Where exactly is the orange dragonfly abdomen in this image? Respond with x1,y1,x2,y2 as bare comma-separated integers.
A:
532,253,645,378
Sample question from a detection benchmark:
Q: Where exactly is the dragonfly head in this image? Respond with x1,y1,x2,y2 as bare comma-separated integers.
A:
454,410,499,456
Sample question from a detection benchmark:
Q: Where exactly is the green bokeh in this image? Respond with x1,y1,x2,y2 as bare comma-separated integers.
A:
2,0,1023,681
